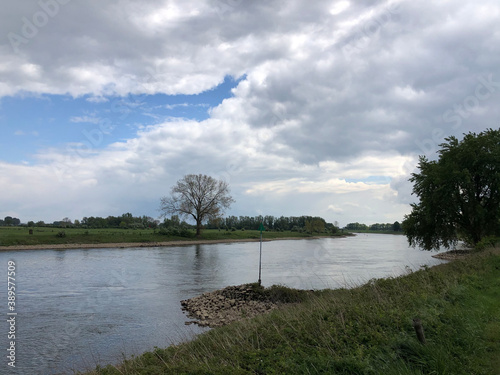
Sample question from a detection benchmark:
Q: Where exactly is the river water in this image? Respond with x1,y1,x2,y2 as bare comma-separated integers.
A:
0,234,445,374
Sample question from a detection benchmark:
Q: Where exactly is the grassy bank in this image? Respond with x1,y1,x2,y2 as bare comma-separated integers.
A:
0,227,344,247
82,248,500,375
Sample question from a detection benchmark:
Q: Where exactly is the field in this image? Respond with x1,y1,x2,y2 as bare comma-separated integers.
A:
0,227,342,248
81,248,500,374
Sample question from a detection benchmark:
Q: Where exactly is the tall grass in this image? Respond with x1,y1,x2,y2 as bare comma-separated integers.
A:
82,248,500,374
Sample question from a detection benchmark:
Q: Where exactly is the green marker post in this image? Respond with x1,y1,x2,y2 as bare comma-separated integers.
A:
258,223,265,286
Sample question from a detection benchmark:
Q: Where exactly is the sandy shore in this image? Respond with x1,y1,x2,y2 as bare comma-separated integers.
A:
0,236,327,251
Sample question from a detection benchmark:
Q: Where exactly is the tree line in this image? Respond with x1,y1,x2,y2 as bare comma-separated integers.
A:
345,222,402,232
1,212,339,235
1,213,161,229
205,215,339,234
0,216,21,226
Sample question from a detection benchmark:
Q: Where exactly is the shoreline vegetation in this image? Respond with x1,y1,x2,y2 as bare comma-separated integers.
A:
81,247,500,375
0,227,352,251
0,236,337,251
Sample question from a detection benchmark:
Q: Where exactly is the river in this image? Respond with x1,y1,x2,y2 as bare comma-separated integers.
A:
0,234,445,374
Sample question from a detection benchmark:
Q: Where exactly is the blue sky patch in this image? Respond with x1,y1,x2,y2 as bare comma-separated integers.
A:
0,76,242,163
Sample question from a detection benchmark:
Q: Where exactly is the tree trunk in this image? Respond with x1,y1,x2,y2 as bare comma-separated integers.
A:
196,220,202,237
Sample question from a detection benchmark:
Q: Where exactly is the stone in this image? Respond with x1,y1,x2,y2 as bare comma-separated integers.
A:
180,283,279,328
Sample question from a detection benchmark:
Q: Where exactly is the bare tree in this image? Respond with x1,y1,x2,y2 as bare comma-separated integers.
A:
160,174,235,237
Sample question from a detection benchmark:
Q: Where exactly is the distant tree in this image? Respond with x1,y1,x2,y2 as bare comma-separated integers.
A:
160,174,234,237
315,218,325,233
346,222,368,231
120,213,134,226
305,217,325,234
263,215,275,230
140,216,157,228
106,215,121,227
167,215,181,227
403,129,500,250
305,220,312,234
276,216,291,231
392,221,402,232
2,217,20,226
62,217,72,226
27,221,35,227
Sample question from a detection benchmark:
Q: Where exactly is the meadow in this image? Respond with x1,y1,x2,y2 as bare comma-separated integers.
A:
0,226,341,247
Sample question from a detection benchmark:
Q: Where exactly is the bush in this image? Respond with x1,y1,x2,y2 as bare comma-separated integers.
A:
56,231,66,238
158,228,178,236
179,228,194,238
158,227,193,238
474,236,499,251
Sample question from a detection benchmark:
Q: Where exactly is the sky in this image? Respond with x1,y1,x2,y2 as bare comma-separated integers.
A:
0,0,499,226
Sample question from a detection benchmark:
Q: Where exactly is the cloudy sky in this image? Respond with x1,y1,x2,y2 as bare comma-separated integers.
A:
1,0,499,226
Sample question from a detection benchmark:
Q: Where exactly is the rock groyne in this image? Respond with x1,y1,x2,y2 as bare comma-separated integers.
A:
181,284,278,327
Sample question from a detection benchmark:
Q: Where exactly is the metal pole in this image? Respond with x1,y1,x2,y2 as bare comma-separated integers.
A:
258,229,262,286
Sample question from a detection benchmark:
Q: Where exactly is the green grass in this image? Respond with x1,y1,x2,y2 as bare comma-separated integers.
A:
81,248,500,375
0,227,342,247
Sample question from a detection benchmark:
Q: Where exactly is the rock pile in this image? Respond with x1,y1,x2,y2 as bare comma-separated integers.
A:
181,284,277,327
432,249,473,260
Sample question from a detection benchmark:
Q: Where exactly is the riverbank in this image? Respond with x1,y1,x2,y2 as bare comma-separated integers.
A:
431,248,475,260
0,235,338,251
82,248,500,375
0,226,352,250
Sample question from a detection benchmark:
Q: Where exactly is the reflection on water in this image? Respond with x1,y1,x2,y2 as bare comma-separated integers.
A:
0,234,444,374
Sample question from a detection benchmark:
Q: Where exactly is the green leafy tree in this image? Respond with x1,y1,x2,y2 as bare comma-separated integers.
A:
305,217,325,234
392,221,401,232
403,129,500,250
160,174,234,237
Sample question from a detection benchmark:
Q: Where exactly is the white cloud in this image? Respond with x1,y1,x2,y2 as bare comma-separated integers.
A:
245,178,387,195
70,116,102,124
327,205,344,214
86,96,109,103
329,1,351,16
14,130,39,136
162,103,209,110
